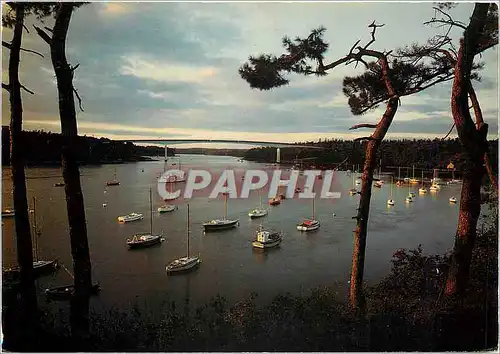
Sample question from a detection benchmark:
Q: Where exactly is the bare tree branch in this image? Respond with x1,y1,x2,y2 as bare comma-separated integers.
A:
2,40,44,58
2,83,10,92
33,25,52,45
442,122,456,140
349,123,378,130
73,87,84,112
20,84,34,95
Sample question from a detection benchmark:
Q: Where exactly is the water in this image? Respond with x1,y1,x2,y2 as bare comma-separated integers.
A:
2,155,465,311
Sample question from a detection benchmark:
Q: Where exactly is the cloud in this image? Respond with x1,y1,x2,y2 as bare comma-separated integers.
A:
120,55,218,84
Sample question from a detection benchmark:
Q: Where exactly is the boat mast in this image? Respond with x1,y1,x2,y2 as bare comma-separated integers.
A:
398,166,401,180
412,165,415,179
32,196,38,261
187,204,190,257
390,176,393,199
224,188,228,220
312,195,315,220
149,187,153,235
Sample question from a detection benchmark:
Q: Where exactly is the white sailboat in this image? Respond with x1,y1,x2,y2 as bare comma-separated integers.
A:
409,165,419,184
387,176,395,206
349,170,358,196
405,181,414,203
31,197,59,275
165,157,186,183
297,196,320,231
248,190,268,218
106,167,120,186
127,188,163,249
429,168,441,192
117,212,144,223
419,170,427,194
166,204,201,274
203,187,239,231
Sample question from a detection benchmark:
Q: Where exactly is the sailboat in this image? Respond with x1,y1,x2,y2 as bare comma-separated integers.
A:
248,190,268,218
349,171,358,195
252,224,282,249
31,197,59,275
405,181,414,203
396,167,402,186
203,187,239,231
419,170,427,194
106,167,120,186
166,204,201,274
409,165,419,184
127,188,163,249
430,168,441,191
165,157,186,183
297,196,320,231
387,176,395,206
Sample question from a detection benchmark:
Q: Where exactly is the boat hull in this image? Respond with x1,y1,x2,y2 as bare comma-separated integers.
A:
106,181,120,186
203,220,239,232
297,222,320,232
249,211,268,218
45,283,101,300
158,206,177,213
166,258,201,274
127,235,162,249
252,239,281,249
118,215,144,223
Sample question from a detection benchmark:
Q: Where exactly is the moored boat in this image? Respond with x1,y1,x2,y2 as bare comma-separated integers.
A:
297,197,320,232
449,197,457,203
118,212,144,223
252,225,282,249
45,283,101,300
54,182,65,187
158,204,177,213
127,188,163,249
269,198,281,206
167,204,201,274
203,188,239,232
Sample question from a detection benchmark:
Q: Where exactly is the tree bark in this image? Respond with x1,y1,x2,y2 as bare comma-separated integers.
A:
349,95,399,311
445,3,491,297
7,2,38,331
468,83,497,195
50,3,91,334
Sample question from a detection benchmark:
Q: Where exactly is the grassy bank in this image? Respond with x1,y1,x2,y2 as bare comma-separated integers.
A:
3,215,497,351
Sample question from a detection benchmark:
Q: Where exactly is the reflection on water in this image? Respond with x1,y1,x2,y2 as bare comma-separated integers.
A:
2,155,466,310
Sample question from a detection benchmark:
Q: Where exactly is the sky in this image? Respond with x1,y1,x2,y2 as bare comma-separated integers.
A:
1,1,498,149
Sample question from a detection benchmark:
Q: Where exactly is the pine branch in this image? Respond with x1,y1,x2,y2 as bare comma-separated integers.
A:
33,25,52,45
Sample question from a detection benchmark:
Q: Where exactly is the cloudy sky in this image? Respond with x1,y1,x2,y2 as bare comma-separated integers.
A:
1,1,498,148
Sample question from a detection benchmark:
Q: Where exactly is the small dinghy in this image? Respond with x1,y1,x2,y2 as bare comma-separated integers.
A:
117,213,144,223
449,197,457,203
268,198,281,206
158,204,177,213
54,182,65,187
405,196,413,203
167,204,201,275
387,199,395,206
45,283,101,300
252,225,282,249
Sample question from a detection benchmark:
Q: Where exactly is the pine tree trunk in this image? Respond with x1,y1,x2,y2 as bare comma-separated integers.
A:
444,3,491,297
50,3,91,334
349,95,399,311
8,2,38,332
